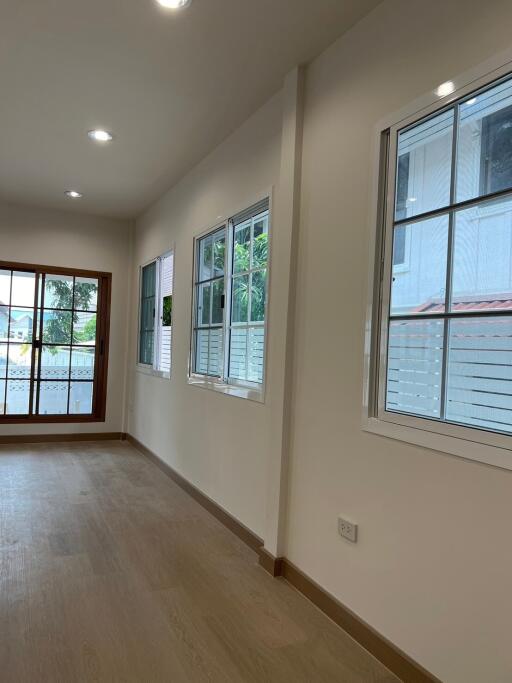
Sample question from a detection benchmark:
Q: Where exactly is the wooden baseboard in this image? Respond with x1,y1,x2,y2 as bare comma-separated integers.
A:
0,432,124,445
258,550,439,683
125,432,438,683
258,547,284,577
124,433,263,553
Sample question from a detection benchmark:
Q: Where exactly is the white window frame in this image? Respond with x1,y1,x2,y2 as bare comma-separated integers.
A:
136,249,175,380
188,192,272,402
363,52,512,472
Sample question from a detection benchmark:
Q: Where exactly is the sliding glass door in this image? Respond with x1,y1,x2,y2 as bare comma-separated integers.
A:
0,263,110,422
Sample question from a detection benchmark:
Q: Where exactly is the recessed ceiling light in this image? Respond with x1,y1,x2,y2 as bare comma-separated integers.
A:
65,190,83,199
88,129,113,143
156,0,191,8
435,81,455,98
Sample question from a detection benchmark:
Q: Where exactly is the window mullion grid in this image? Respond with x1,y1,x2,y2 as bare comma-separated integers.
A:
438,103,460,421
393,185,512,228
208,248,214,376
3,270,13,414
223,223,233,382
27,271,39,416
154,257,161,373
35,273,45,415
66,276,76,415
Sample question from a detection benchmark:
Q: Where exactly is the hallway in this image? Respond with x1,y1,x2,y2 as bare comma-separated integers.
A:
0,441,397,682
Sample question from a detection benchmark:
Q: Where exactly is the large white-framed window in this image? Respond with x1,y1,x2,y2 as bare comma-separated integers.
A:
138,250,174,378
190,198,270,400
368,66,512,468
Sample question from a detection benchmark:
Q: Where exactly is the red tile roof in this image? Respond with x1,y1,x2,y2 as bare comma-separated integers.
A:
414,294,512,313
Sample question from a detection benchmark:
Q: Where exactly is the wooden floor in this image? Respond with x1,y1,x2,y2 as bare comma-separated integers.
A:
0,441,399,683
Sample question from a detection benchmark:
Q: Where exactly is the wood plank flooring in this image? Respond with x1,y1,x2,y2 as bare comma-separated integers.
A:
0,441,399,682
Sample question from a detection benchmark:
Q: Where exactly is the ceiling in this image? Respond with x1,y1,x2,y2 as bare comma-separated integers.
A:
0,0,380,219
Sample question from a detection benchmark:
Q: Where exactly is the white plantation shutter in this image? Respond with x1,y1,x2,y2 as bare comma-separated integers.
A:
157,252,174,374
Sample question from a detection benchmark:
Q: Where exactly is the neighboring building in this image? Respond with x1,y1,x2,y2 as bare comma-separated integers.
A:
0,302,8,340
9,313,33,341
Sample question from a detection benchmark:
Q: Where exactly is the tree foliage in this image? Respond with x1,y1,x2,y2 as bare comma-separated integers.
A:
232,231,268,322
162,295,172,327
43,280,97,348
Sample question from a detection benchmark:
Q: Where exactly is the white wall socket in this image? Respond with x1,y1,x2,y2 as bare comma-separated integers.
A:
338,517,358,543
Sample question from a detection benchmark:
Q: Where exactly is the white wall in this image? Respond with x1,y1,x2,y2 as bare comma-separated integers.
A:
126,92,285,540
0,201,132,435
286,1,512,682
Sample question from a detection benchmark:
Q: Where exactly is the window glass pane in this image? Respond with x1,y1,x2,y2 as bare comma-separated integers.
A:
199,236,213,281
73,312,96,345
212,279,224,325
0,306,10,340
0,380,5,414
139,332,154,366
457,79,512,202
69,382,93,414
5,380,30,415
234,222,251,273
390,215,449,315
395,109,454,220
71,348,95,380
0,343,6,378
451,197,512,311
229,326,265,384
392,225,407,266
446,317,512,433
232,275,249,323
162,296,172,327
38,382,68,415
395,154,410,221
7,344,31,378
44,274,74,309
194,328,223,377
248,327,265,383
197,283,211,326
252,215,269,269
0,270,11,306
139,262,156,365
208,328,223,377
74,277,98,311
11,272,35,307
250,270,267,322
386,319,444,418
141,262,156,298
213,234,226,276
9,308,35,343
42,310,72,345
41,346,70,380
195,329,210,374
229,327,247,380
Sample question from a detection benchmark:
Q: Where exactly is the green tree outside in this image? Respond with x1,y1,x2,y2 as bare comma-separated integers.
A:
43,280,97,349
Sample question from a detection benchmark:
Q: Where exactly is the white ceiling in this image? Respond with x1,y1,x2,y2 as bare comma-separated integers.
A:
0,0,380,219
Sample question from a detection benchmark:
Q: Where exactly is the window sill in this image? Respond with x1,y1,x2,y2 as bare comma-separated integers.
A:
362,415,512,472
136,364,170,380
0,415,105,424
188,375,264,403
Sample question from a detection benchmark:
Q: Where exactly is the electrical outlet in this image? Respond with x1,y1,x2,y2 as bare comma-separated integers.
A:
338,517,358,543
